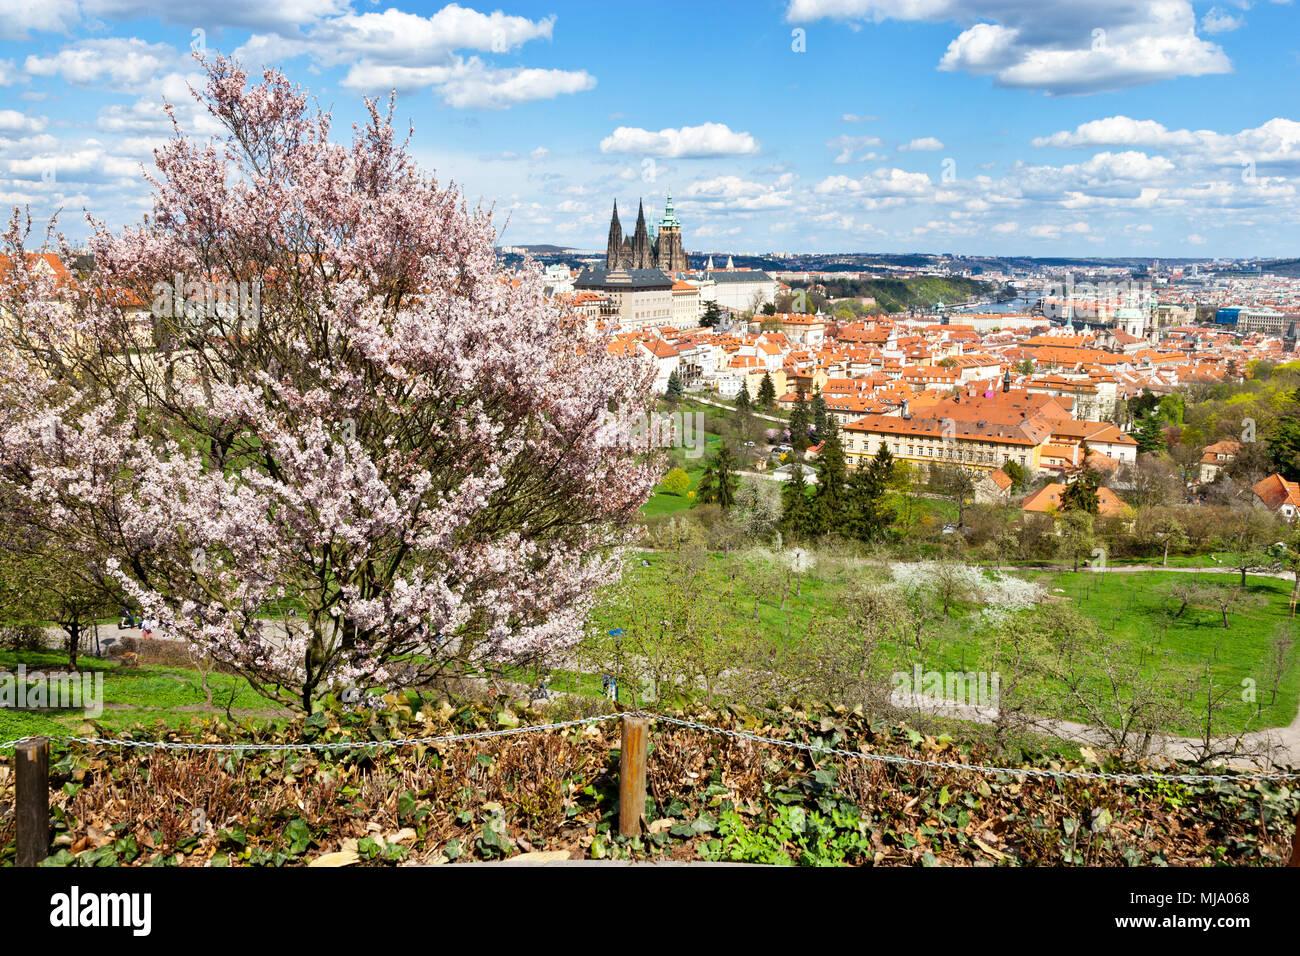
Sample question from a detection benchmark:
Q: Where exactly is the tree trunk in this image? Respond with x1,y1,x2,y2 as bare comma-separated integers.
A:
66,623,79,670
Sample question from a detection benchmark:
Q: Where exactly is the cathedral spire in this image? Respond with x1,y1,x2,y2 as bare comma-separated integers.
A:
605,201,623,270
631,199,651,269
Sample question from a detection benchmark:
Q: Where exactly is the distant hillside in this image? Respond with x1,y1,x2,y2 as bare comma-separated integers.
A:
790,274,995,313
1263,258,1300,277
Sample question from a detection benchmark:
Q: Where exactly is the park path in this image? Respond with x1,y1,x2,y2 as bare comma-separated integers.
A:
895,696,1300,770
688,395,786,424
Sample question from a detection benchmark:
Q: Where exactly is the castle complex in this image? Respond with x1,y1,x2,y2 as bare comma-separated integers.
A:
605,193,688,273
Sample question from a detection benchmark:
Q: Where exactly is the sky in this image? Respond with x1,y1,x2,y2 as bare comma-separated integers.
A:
1,0,1298,257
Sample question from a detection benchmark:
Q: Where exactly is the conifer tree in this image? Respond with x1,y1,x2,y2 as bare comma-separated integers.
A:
665,368,684,402
789,388,811,451
779,462,814,538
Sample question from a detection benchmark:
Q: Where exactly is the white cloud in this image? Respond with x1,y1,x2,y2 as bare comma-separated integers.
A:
0,0,80,40
0,111,47,134
1033,116,1300,174
439,61,594,110
814,167,934,198
1200,7,1244,33
224,5,596,110
25,38,187,92
340,57,594,108
600,123,759,158
680,175,794,211
899,136,944,151
786,1,1232,94
826,133,882,163
83,0,348,33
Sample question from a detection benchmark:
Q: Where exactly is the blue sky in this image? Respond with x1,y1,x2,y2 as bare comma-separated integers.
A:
1,0,1298,256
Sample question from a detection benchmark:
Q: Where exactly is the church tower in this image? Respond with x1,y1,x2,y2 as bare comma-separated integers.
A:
654,191,688,273
605,201,623,270
631,200,652,269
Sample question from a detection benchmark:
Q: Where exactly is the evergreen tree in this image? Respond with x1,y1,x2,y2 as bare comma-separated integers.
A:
779,462,815,539
1059,467,1101,515
701,301,724,328
665,368,684,402
1001,459,1028,493
696,444,739,509
1133,410,1167,455
734,381,751,413
845,444,895,541
757,371,777,409
789,388,811,451
811,429,847,534
810,387,828,440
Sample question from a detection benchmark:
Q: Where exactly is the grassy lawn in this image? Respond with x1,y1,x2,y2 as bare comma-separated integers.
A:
640,432,722,517
1020,569,1300,729
0,650,284,741
5,562,1294,744
592,555,1300,737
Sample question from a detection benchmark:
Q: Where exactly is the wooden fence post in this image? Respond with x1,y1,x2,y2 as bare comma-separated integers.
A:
618,714,648,838
15,737,49,867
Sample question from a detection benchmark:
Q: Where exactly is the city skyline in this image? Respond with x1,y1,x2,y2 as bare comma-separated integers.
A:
1,1,1298,256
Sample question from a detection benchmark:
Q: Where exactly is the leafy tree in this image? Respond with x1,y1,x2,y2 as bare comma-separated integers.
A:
1221,509,1279,587
1058,510,1097,572
756,372,776,410
810,387,828,439
734,381,752,413
662,467,690,496
697,445,739,509
1268,387,1300,481
0,59,660,711
0,520,113,669
929,464,975,528
1001,459,1028,493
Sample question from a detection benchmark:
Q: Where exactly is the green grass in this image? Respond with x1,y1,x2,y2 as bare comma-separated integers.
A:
589,555,1300,737
0,650,284,740
1023,569,1300,726
5,562,1294,744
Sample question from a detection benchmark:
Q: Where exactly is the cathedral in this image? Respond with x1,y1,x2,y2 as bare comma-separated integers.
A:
605,193,688,273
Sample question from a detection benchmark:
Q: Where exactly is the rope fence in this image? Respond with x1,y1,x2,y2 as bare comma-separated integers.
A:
4,710,1300,865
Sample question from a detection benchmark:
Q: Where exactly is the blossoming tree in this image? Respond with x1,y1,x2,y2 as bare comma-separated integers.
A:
0,57,659,710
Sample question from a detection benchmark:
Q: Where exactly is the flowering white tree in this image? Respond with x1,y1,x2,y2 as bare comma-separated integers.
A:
0,58,659,710
887,562,1044,626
